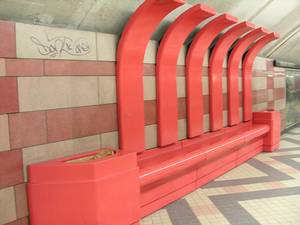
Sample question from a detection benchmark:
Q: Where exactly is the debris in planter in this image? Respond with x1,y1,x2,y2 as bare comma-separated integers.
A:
66,149,115,163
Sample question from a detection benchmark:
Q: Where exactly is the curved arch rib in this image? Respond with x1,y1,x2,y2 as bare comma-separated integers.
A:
209,21,255,131
242,32,280,121
186,14,237,138
117,0,185,153
156,4,215,147
227,28,269,126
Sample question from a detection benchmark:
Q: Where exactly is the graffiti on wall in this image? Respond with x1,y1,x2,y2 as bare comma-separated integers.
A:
30,32,90,57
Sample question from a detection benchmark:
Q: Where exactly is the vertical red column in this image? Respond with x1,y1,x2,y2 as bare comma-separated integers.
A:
209,22,255,131
242,32,279,121
117,0,185,153
156,4,215,146
186,14,237,137
227,28,269,126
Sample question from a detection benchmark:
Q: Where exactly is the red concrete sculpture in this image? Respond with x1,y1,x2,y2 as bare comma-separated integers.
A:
27,1,281,225
243,32,280,121
116,0,185,153
209,22,255,131
227,27,270,126
186,14,237,137
156,4,215,146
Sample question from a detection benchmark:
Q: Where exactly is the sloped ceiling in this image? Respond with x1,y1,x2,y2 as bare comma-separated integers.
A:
0,0,300,63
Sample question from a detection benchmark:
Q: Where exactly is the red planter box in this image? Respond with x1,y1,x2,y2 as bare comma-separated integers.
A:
28,150,140,225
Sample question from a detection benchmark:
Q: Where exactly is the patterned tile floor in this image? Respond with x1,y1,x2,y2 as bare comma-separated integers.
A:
141,126,300,225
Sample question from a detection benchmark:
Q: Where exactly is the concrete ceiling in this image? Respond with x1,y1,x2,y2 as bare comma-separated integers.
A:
0,0,300,64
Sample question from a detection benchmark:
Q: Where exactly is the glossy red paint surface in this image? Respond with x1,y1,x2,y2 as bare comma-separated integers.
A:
243,32,279,121
28,1,282,224
28,151,140,225
186,14,237,137
209,22,255,131
157,4,215,147
227,28,269,126
117,0,185,153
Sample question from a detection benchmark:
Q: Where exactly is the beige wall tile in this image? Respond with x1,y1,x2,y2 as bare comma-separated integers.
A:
268,89,274,101
274,99,286,111
222,54,228,68
177,77,186,98
203,51,209,67
0,187,16,225
101,131,119,149
99,76,116,104
143,76,156,100
22,134,101,180
253,102,268,112
274,77,286,88
178,119,187,140
252,77,267,90
203,114,210,133
0,115,10,151
177,46,187,66
144,40,158,64
18,76,98,111
16,23,97,60
0,59,5,76
145,124,157,150
97,33,118,61
253,57,267,71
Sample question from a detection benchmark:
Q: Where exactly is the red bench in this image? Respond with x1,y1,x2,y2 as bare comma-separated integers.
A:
28,1,280,225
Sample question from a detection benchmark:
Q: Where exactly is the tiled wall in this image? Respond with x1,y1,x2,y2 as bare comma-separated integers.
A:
0,21,286,225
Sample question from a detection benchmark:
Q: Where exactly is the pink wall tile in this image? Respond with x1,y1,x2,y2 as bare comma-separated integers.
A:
143,64,155,76
0,77,19,114
14,183,29,219
274,88,285,100
45,60,115,76
0,21,16,58
5,59,44,76
0,150,23,188
47,105,118,143
46,108,73,143
5,217,29,225
9,111,47,149
144,100,156,125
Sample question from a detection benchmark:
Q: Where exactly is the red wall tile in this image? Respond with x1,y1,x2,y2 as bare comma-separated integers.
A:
274,88,285,100
98,104,118,133
145,100,156,125
46,108,73,143
143,64,155,76
0,21,16,58
178,98,186,119
5,59,44,76
44,60,115,76
47,105,118,142
5,217,29,225
267,77,274,89
0,77,19,114
9,111,47,149
252,90,268,104
14,183,29,219
0,149,23,188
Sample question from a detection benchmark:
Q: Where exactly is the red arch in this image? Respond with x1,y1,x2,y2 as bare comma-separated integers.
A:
242,32,280,121
156,4,215,147
186,14,237,138
117,0,185,153
209,22,255,131
227,28,269,126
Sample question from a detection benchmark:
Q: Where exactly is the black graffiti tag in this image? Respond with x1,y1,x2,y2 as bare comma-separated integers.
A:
30,33,90,57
